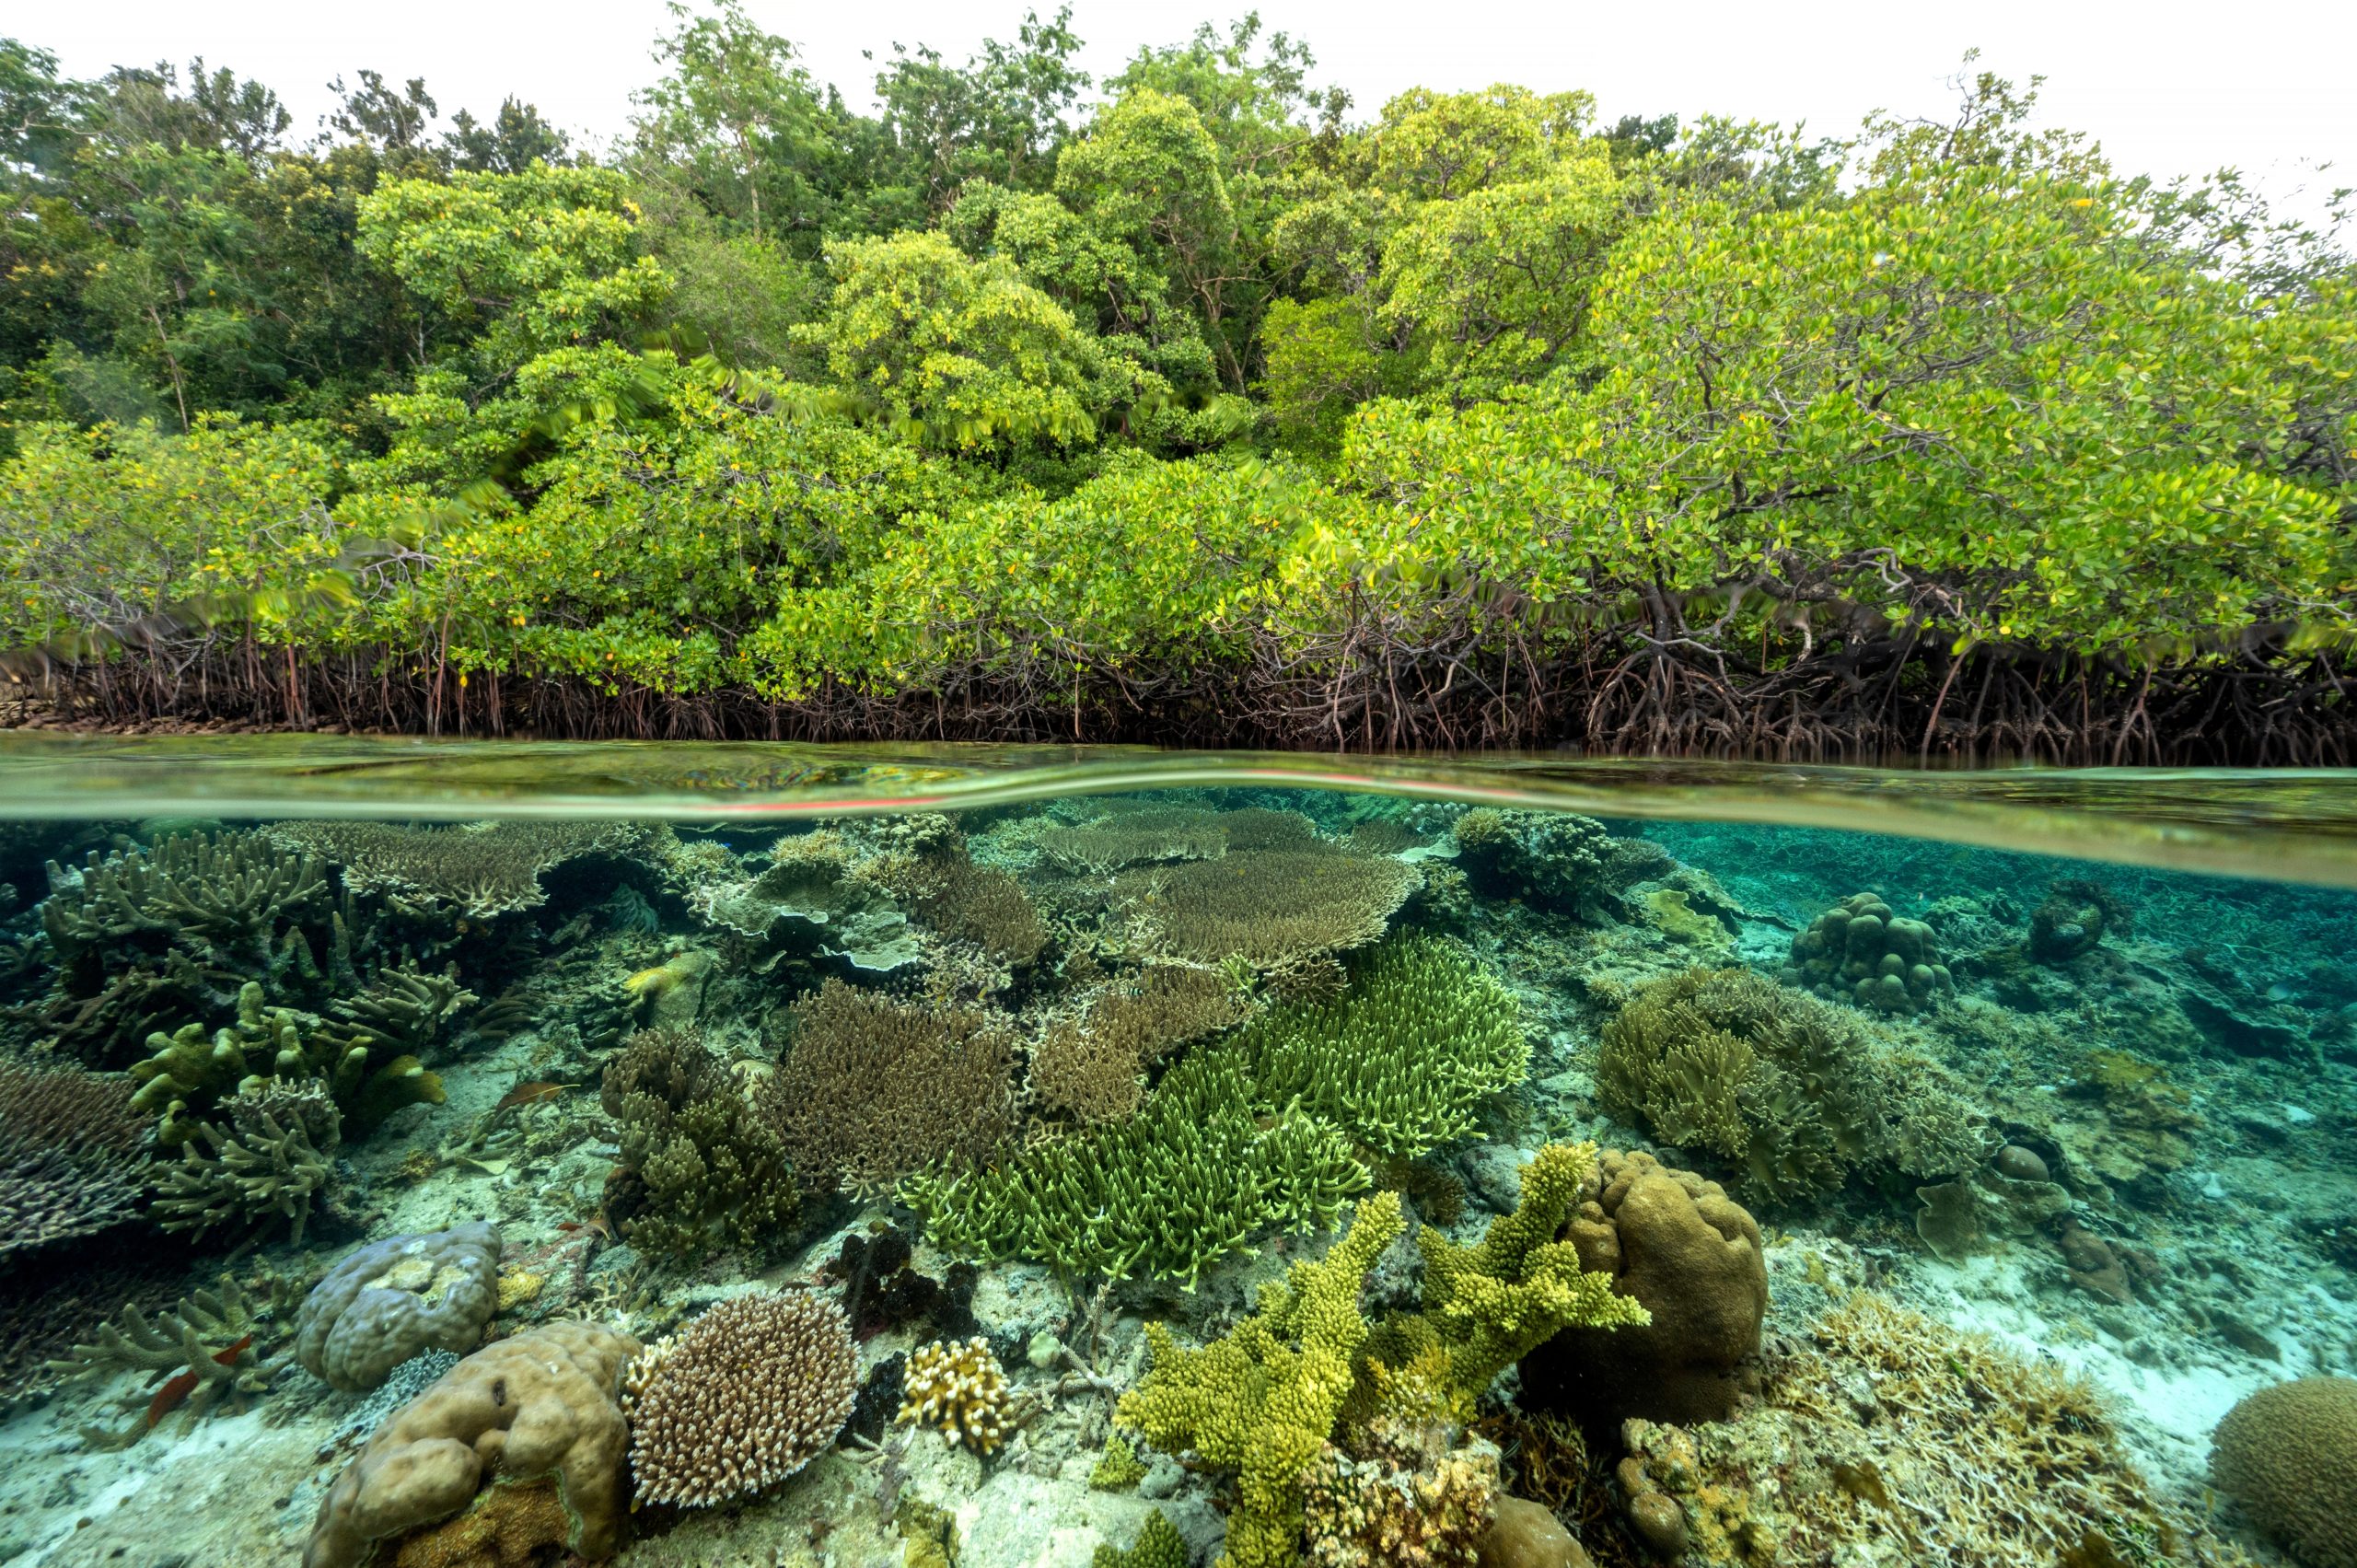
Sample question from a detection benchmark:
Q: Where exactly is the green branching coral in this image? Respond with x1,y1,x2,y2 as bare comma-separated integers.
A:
901,1040,1369,1286
1596,968,1986,1207
600,1027,799,1260
1095,1511,1192,1568
1379,1143,1650,1406
1118,1191,1407,1568
1241,936,1527,1161
269,819,644,919
153,1080,340,1244
49,1273,280,1448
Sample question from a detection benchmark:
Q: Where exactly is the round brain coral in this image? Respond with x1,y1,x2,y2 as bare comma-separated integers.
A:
626,1291,857,1509
2212,1376,2357,1568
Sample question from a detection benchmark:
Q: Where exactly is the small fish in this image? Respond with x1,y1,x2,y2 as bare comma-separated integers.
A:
497,1082,564,1110
144,1334,252,1430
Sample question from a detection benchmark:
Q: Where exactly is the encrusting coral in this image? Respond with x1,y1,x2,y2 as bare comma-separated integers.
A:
763,979,1016,1198
1784,893,1954,1013
293,1221,502,1393
692,830,923,974
599,1027,799,1260
0,1056,148,1258
625,1292,857,1509
2212,1376,2357,1568
898,1334,1015,1454
152,1078,340,1244
1596,967,1987,1206
1117,1191,1406,1568
304,1320,641,1568
1519,1150,1765,1424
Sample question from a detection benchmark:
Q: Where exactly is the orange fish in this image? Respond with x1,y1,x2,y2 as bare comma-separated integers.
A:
145,1334,252,1429
497,1082,563,1111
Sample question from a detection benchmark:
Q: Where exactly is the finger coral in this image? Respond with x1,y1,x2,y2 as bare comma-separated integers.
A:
764,980,1016,1198
152,1079,340,1244
626,1292,857,1509
293,1221,503,1393
50,1273,278,1446
0,1057,147,1259
1118,1191,1406,1568
598,1026,799,1260
304,1320,641,1568
898,1334,1015,1454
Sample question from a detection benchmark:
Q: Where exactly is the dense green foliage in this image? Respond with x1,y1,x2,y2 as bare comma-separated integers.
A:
3,17,2351,751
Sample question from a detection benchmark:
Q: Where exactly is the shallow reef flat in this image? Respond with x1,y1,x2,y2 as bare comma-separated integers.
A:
1,792,2353,1568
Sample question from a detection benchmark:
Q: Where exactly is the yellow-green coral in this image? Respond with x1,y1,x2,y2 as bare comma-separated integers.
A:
1090,1433,1152,1491
1095,1511,1191,1568
897,1335,1014,1454
1118,1191,1405,1568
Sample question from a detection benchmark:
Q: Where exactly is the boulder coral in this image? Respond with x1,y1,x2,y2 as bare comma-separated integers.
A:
1519,1151,1767,1424
1783,894,1952,1013
2212,1376,2357,1568
303,1321,641,1568
294,1221,502,1393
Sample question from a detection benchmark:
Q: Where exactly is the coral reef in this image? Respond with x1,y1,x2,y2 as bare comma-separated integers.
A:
626,1292,856,1508
1096,1511,1194,1568
2212,1376,2357,1568
902,1034,1368,1285
764,979,1016,1198
1449,811,1664,920
152,1079,340,1243
304,1320,641,1568
1302,1422,1498,1568
1596,967,1987,1206
294,1222,502,1393
898,1334,1015,1454
1520,1150,1766,1424
599,1027,799,1260
1119,1191,1407,1568
270,819,644,919
695,831,923,973
0,1056,148,1257
1241,935,1527,1161
1783,893,1953,1013
1114,845,1417,988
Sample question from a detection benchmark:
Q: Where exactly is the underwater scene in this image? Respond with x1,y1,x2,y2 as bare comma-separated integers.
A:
1,750,2355,1568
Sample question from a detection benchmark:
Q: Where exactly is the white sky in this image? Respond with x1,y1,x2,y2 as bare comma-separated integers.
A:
24,0,2356,215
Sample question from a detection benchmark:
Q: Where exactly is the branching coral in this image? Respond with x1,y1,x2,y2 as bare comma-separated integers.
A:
1596,967,1986,1207
1036,807,1231,876
152,1079,340,1244
1785,893,1953,1013
304,1321,641,1568
902,1038,1370,1286
598,1027,799,1260
50,1273,279,1446
1118,1191,1405,1568
626,1292,857,1509
1032,963,1247,1127
1241,935,1527,1162
1096,1511,1192,1568
270,819,644,919
0,1057,147,1258
1302,1423,1498,1568
763,980,1016,1198
898,1334,1015,1454
294,1222,502,1393
908,851,1049,966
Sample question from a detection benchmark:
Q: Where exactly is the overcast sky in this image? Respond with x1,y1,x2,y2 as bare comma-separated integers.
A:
23,1,2355,214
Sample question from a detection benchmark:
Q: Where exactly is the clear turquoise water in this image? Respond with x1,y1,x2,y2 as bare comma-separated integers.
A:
0,737,2350,1568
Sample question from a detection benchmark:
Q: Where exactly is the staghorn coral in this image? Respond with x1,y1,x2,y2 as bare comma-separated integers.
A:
1031,963,1243,1126
1091,1432,1152,1490
1596,968,1986,1207
598,1027,799,1260
1303,1422,1498,1568
2212,1376,2357,1568
763,980,1016,1198
626,1292,857,1509
1119,1191,1407,1568
1784,893,1953,1013
1371,1144,1650,1417
1521,1150,1765,1424
152,1079,340,1244
902,1036,1370,1286
0,1057,147,1258
50,1273,279,1445
898,1334,1015,1454
1113,848,1417,982
304,1320,640,1568
294,1222,502,1393
1032,1011,1150,1126
1241,935,1527,1162
270,819,644,920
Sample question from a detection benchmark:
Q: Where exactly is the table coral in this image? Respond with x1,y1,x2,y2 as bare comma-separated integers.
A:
304,1320,641,1568
294,1221,502,1393
627,1292,857,1508
897,1334,1014,1455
